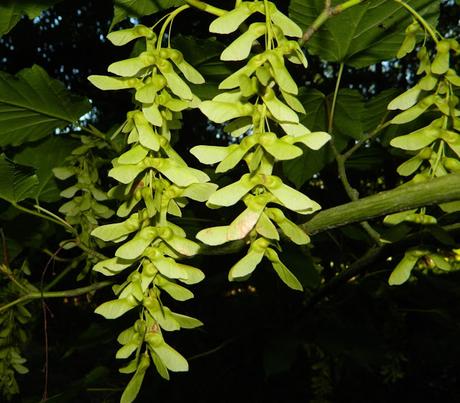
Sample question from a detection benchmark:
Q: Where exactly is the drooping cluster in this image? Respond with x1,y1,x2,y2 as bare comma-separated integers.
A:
388,28,460,216
53,135,114,246
386,18,460,284
87,22,216,394
191,1,330,289
0,265,32,400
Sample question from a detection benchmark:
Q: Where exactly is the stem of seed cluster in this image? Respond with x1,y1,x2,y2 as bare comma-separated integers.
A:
264,0,273,50
328,62,344,133
184,0,227,16
157,5,190,50
394,0,439,43
12,203,75,233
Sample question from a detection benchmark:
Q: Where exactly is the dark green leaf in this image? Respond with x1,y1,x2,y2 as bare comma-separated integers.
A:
111,0,185,30
120,354,150,403
283,89,348,187
363,89,399,132
289,0,440,67
0,65,91,146
0,0,63,36
0,155,39,203
14,136,78,202
332,89,364,140
345,145,386,171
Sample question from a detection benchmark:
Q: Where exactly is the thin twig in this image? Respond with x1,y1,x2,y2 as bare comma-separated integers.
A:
188,336,239,361
300,0,369,44
0,281,113,314
342,118,391,161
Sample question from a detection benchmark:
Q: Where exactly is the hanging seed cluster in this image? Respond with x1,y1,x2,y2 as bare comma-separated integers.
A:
388,23,460,218
191,1,330,289
0,266,32,399
386,19,460,285
87,22,217,388
53,135,114,246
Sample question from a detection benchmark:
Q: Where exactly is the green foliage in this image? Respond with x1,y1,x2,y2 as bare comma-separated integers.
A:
0,264,34,400
384,12,460,283
0,0,63,36
14,136,78,202
111,0,185,29
0,156,39,204
0,65,91,147
289,0,441,67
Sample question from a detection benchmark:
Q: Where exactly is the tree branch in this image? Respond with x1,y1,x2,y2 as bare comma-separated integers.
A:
0,281,112,314
302,174,460,235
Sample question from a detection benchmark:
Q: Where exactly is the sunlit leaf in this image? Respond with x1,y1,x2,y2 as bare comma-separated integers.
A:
120,353,150,403
196,225,230,246
261,136,302,160
263,91,299,123
135,112,161,149
267,179,321,214
190,145,233,164
118,145,149,164
266,248,303,291
228,207,264,241
157,60,193,100
95,298,138,319
270,8,303,37
291,131,331,150
390,126,439,150
171,312,203,329
199,101,253,123
207,175,254,207
388,86,421,111
221,23,266,61
93,257,133,276
388,250,421,285
108,56,150,77
91,213,140,242
153,158,209,187
156,276,194,301
228,248,265,280
151,342,189,372
88,75,139,91
209,3,253,34
107,25,154,46
255,212,279,240
181,183,218,202
109,164,145,184
116,228,156,259
267,52,298,95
